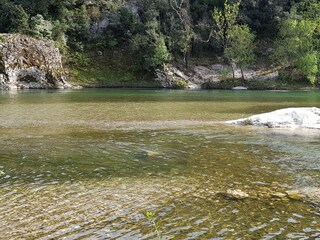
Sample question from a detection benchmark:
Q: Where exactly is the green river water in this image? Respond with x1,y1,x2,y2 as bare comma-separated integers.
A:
0,89,319,239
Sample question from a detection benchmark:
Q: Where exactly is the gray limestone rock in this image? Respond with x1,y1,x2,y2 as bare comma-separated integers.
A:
0,34,70,90
227,107,320,129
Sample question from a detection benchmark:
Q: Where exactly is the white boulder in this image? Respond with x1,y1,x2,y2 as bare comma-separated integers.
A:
227,107,320,129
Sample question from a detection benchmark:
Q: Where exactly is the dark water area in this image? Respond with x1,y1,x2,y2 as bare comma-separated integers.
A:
0,89,319,239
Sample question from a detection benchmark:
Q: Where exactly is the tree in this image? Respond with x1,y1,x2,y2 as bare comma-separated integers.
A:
239,0,291,36
10,5,29,34
211,0,240,50
65,5,90,51
144,35,170,70
131,6,170,70
211,0,256,80
169,0,194,68
30,14,53,40
0,2,29,34
274,19,318,84
224,24,255,82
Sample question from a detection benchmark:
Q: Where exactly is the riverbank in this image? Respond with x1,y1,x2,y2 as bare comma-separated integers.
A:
67,51,317,91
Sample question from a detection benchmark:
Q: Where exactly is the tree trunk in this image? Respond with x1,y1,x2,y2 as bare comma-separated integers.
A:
240,67,245,85
230,61,236,80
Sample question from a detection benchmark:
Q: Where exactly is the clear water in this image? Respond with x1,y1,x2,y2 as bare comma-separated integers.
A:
0,89,319,239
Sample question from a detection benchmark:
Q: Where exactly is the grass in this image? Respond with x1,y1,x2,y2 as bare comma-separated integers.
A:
146,211,162,239
67,49,160,88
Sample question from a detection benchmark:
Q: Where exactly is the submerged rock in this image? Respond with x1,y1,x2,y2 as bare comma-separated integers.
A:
225,189,249,200
285,190,304,201
0,34,70,90
143,150,161,158
227,107,320,129
271,192,287,199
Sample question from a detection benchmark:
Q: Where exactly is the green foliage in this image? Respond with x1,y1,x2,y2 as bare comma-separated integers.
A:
11,5,29,34
224,24,256,78
96,31,118,49
146,211,161,239
131,6,170,71
30,14,53,40
239,0,291,36
174,79,189,89
0,35,4,43
274,19,319,84
67,52,90,67
143,35,170,70
212,0,240,50
0,0,317,87
0,1,29,34
65,6,90,51
220,67,232,79
118,7,140,38
297,53,318,85
295,0,320,24
52,20,68,53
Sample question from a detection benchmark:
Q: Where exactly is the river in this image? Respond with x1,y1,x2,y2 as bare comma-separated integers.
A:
0,89,319,239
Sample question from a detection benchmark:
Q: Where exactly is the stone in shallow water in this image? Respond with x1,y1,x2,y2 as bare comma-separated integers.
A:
226,107,320,129
225,189,249,200
286,190,304,201
144,150,161,158
271,192,287,199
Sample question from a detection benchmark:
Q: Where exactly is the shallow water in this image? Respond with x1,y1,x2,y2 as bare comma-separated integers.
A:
0,89,319,239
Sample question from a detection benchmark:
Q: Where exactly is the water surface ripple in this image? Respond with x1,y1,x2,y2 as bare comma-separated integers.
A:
0,89,319,239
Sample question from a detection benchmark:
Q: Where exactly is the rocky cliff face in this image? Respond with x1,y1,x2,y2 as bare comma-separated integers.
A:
0,34,70,90
155,64,279,89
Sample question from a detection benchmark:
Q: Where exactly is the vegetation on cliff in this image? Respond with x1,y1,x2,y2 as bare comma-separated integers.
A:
0,0,319,88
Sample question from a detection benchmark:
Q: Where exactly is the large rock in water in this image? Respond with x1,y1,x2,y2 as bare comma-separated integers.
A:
0,34,70,90
227,107,320,129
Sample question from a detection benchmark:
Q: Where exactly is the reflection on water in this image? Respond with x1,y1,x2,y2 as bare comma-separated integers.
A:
0,89,319,239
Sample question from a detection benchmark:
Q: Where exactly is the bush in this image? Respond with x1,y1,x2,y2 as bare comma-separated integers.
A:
174,79,188,89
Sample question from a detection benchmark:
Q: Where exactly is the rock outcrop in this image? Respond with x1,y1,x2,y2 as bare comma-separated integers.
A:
0,34,70,90
227,107,320,129
155,63,279,89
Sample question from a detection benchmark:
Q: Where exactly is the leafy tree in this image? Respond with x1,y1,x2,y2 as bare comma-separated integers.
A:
0,1,29,34
131,6,170,70
30,14,53,40
239,0,291,36
52,20,68,53
144,35,170,70
118,7,140,39
169,0,194,68
211,0,240,50
295,0,320,24
212,0,256,80
10,5,29,34
224,24,255,81
274,19,318,84
65,6,90,51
